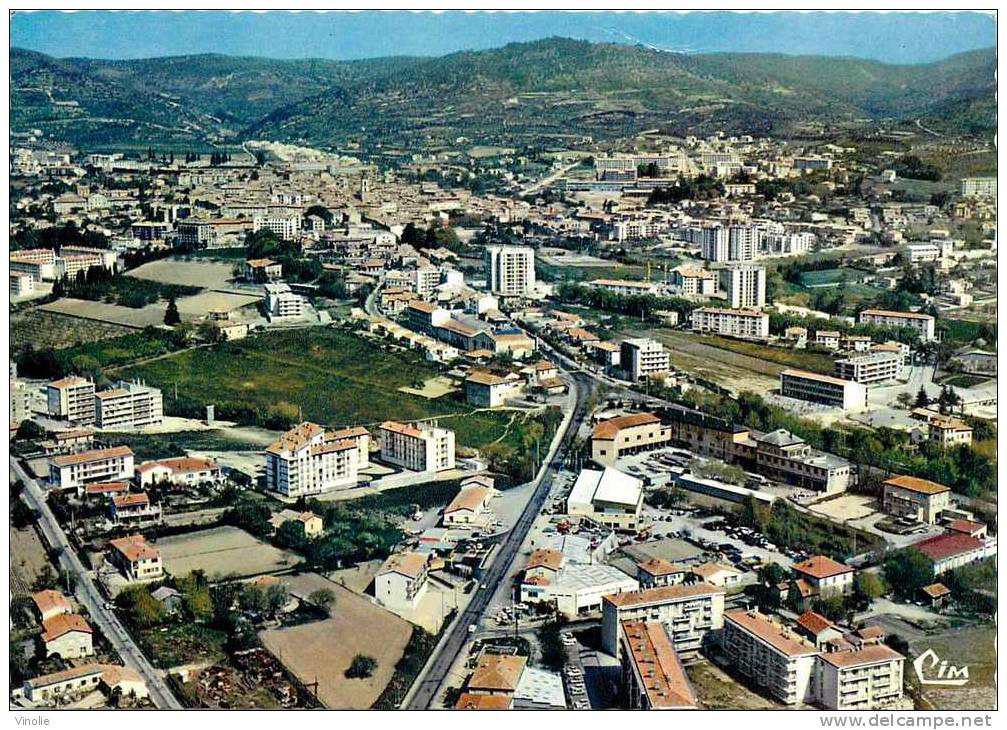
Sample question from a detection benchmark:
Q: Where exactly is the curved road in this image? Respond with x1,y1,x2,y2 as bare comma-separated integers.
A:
11,457,182,709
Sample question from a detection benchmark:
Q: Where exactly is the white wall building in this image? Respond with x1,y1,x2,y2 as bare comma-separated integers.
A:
379,420,456,472
720,264,767,309
265,422,361,497
94,380,163,429
485,245,536,297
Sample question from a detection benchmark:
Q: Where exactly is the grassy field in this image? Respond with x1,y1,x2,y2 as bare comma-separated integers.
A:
109,430,267,460
126,259,236,289
798,267,862,288
940,374,992,389
157,526,302,580
120,327,542,450
12,309,133,352
686,660,778,710
695,334,836,374
140,623,228,669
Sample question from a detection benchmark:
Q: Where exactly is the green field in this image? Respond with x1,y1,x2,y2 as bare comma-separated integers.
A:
119,327,543,450
798,267,862,288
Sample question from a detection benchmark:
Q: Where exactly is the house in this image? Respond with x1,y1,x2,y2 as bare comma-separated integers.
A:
442,483,496,526
464,369,524,407
691,562,743,588
375,551,430,610
82,480,130,500
32,589,72,623
790,555,854,601
40,613,93,659
590,412,670,467
244,258,282,282
269,509,324,537
636,558,690,589
110,492,162,527
150,586,183,613
920,582,951,608
107,535,163,582
135,456,222,488
465,654,527,696
17,664,149,706
882,475,951,524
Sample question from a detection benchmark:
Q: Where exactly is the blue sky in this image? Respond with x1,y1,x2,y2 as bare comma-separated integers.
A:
10,11,996,64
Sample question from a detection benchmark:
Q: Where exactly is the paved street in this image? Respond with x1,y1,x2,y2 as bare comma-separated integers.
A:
11,457,182,709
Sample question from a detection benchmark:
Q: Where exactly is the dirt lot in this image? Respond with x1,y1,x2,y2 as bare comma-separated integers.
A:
156,526,301,580
41,297,172,328
809,494,879,521
260,573,412,709
10,525,52,597
126,259,236,289
686,659,779,709
175,291,260,317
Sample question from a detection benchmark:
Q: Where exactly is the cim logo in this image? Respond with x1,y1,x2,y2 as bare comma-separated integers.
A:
913,649,969,686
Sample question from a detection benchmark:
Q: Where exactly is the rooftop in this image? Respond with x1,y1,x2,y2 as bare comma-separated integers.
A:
819,643,903,669
467,654,527,693
378,551,428,580
51,445,133,467
592,412,661,440
725,610,819,658
914,532,985,562
603,582,724,609
621,621,698,709
792,555,853,580
883,475,950,496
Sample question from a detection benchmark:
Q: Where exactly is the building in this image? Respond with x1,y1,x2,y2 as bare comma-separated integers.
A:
47,376,96,424
690,307,769,339
135,456,222,488
522,563,638,618
722,609,819,705
588,278,659,297
816,643,905,710
10,271,34,296
696,226,729,262
620,338,671,381
669,268,717,299
110,493,162,527
464,370,524,407
253,215,300,240
244,258,283,282
779,369,868,411
49,446,135,490
911,411,974,446
265,422,360,497
601,583,726,658
379,420,455,472
815,330,841,350
443,482,496,526
375,551,429,610
882,475,951,524
913,533,993,575
485,245,536,297
40,614,94,659
637,558,690,589
719,264,766,309
591,412,670,467
107,535,163,582
269,509,324,537
94,380,163,429
18,663,148,706
794,611,844,649
464,654,527,699
32,590,72,623
859,309,935,342
619,621,699,710
691,562,743,588
834,352,902,384
790,555,854,599
264,283,306,319
960,177,996,198
567,467,644,531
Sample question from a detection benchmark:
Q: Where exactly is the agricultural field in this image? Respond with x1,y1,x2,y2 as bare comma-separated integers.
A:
11,309,133,352
10,526,52,598
156,526,301,580
18,328,184,379
126,259,237,288
119,327,543,449
41,297,176,328
260,573,412,709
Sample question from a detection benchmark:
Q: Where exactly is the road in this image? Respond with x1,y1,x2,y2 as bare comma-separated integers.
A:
11,457,182,709
519,160,582,197
405,370,595,708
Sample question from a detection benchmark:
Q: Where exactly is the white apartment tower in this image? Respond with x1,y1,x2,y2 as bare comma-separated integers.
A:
720,264,767,309
265,422,362,497
47,376,96,425
620,339,671,381
485,245,536,297
379,421,456,472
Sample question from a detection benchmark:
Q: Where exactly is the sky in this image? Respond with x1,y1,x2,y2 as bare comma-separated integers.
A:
10,11,996,65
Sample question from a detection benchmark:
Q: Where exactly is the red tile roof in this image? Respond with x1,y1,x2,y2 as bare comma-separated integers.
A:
792,555,853,580
914,533,985,562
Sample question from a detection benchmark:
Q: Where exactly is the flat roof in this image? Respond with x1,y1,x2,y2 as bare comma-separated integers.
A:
725,610,819,658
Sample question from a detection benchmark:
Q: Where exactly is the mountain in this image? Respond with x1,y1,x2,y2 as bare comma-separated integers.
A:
9,39,996,150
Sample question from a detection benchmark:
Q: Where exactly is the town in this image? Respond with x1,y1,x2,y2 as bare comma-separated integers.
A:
8,11,997,715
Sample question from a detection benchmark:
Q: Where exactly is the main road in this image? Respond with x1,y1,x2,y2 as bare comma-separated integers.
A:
11,457,182,709
405,370,595,709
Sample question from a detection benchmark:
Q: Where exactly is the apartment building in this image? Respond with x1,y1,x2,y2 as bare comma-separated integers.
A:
107,534,163,582
379,420,456,472
591,412,670,467
49,446,135,491
960,176,996,198
696,226,729,262
690,307,769,340
265,422,360,497
834,352,901,384
816,644,905,710
47,376,96,424
723,609,820,705
252,215,300,240
882,475,951,524
719,264,766,309
779,369,868,411
858,309,935,342
567,467,644,531
413,266,442,297
54,253,108,281
620,338,671,381
264,283,306,319
10,377,32,424
669,268,717,299
375,551,429,610
619,621,699,710
588,278,660,297
94,380,163,429
727,225,760,261
11,271,34,296
485,245,536,297
613,219,666,241
601,583,726,658
326,426,371,467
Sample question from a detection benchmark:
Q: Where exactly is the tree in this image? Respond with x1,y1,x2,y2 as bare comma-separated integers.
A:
345,654,378,678
117,587,165,628
895,392,914,409
164,296,181,326
238,584,267,614
224,502,272,536
265,583,289,617
913,386,931,409
853,571,888,608
15,420,45,441
883,548,933,599
308,588,335,613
